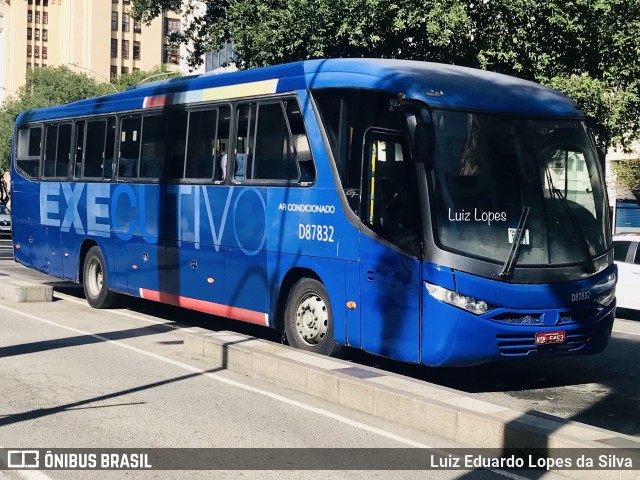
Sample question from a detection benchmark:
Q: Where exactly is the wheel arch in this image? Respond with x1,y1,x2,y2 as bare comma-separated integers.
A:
77,238,100,284
273,267,323,332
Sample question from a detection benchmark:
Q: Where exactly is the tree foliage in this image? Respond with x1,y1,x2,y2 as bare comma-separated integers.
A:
611,160,640,196
131,0,640,146
0,66,178,203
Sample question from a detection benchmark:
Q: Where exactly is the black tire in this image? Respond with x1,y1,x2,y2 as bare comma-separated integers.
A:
83,246,117,309
284,278,342,356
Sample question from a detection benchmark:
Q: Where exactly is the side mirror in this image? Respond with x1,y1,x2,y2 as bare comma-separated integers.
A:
586,116,609,176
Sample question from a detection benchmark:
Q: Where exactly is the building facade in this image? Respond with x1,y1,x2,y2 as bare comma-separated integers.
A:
1,0,181,94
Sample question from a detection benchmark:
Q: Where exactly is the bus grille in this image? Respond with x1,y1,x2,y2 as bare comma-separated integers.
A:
496,328,593,357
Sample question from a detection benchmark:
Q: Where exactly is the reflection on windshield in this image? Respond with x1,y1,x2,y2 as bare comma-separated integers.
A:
430,111,608,267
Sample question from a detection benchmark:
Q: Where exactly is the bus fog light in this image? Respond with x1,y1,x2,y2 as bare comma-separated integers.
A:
425,283,495,315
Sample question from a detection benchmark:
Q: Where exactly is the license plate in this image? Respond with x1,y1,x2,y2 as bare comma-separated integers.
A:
535,330,566,345
0,227,9,231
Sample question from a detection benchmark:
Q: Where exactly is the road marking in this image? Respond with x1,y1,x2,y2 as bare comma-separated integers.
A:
0,303,528,480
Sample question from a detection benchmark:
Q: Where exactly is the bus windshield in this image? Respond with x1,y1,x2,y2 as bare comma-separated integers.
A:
429,110,609,267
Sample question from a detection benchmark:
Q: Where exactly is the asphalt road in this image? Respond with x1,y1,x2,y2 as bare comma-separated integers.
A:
29,261,637,440
0,265,556,480
0,243,637,479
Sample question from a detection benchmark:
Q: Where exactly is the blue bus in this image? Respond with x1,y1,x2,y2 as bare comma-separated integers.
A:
11,59,616,366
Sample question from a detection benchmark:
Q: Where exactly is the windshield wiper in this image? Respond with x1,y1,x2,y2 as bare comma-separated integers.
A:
499,206,531,278
544,165,596,273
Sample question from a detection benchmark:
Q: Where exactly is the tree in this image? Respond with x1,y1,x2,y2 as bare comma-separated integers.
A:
0,66,179,204
131,0,640,137
0,67,101,181
131,0,640,189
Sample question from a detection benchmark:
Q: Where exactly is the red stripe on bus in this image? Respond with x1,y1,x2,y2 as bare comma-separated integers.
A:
144,95,173,108
139,288,268,326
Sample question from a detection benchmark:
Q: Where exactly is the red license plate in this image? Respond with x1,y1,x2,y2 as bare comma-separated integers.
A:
535,330,566,345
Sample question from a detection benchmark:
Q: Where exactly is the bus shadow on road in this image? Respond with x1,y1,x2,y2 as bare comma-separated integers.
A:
616,308,640,321
342,335,640,438
50,283,282,343
44,283,640,438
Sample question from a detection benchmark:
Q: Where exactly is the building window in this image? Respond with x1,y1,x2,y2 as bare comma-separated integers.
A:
35,28,40,40
133,67,140,72
42,47,47,59
35,11,40,23
163,45,179,64
34,46,40,58
42,64,47,68
43,29,48,41
122,13,130,32
34,64,40,69
27,45,32,57
133,41,141,60
134,19,142,33
28,10,33,22
27,28,33,40
43,12,48,24
112,0,118,3
163,18,180,36
122,67,129,75
43,0,48,5
123,0,130,4
111,12,118,31
35,0,40,5
110,66,117,79
122,40,129,59
111,39,118,58
27,63,32,69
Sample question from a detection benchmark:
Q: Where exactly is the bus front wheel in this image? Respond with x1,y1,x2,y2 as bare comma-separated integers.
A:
83,246,117,309
284,278,342,357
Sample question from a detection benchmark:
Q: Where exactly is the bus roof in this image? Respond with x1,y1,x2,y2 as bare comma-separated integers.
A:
16,58,582,124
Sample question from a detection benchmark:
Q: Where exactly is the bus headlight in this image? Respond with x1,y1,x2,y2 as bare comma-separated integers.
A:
425,283,495,315
595,288,615,307
593,271,616,307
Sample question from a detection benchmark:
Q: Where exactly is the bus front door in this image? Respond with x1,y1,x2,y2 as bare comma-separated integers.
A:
358,131,422,363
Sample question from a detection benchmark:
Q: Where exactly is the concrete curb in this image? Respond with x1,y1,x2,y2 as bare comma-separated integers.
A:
0,278,53,302
184,330,639,480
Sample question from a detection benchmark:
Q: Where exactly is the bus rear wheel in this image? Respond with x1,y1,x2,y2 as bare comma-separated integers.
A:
284,278,342,357
83,246,117,309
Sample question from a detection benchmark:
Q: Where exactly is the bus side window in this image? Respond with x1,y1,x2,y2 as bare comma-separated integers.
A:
215,106,231,182
184,108,217,180
139,115,165,179
285,100,314,183
119,116,141,178
166,109,188,179
104,118,116,179
235,104,256,182
82,120,108,179
15,125,42,179
43,123,72,179
252,102,298,181
74,121,86,178
362,131,419,255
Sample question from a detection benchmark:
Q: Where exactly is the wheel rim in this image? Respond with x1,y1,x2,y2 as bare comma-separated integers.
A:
295,292,329,346
87,258,103,298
